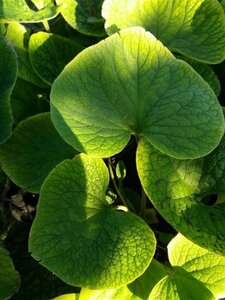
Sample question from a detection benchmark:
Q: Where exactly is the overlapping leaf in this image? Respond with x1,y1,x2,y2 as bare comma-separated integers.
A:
29,32,84,85
0,0,60,23
56,0,105,36
136,135,225,254
51,27,224,159
29,154,156,289
102,0,225,63
149,234,225,299
0,113,76,193
11,78,49,124
6,22,46,87
0,37,17,144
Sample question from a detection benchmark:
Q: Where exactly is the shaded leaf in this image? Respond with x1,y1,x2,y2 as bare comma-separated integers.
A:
56,0,105,36
29,32,84,85
0,247,20,300
0,113,76,193
0,36,17,144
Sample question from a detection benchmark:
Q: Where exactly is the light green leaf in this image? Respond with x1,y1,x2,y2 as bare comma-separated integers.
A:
6,22,47,88
52,294,79,300
0,247,20,300
136,137,225,254
168,234,225,298
0,113,76,193
80,259,167,300
102,0,225,63
0,0,60,23
51,27,224,159
11,78,49,124
148,268,214,300
29,154,156,289
56,0,105,36
0,36,17,144
29,32,84,85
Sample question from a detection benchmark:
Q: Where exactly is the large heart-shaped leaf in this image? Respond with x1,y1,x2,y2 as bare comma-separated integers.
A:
29,154,156,289
51,27,224,159
102,0,225,63
29,32,84,85
136,135,225,254
56,0,105,36
0,247,20,300
0,0,60,23
0,113,76,193
0,36,17,144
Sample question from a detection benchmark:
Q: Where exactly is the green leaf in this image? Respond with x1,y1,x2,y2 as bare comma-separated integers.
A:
4,222,78,300
0,36,17,144
29,32,84,85
51,27,224,159
29,154,156,289
80,259,167,300
5,22,47,88
168,234,225,298
0,113,76,193
102,0,225,64
136,136,225,254
11,78,49,124
0,247,20,300
0,0,60,23
176,55,221,97
56,0,105,36
148,268,214,300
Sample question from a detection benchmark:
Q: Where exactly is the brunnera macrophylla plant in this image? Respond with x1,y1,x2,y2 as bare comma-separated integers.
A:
1,0,225,299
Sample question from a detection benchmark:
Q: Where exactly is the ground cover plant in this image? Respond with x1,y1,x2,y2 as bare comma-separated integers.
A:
1,0,225,299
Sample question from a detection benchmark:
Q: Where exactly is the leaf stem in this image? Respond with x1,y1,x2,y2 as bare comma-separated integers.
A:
140,188,147,217
43,20,50,33
108,158,130,209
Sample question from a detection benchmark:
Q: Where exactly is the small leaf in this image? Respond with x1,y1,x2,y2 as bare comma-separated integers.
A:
148,268,214,300
51,27,224,159
0,247,20,300
56,0,106,36
5,22,47,88
116,160,126,181
0,0,60,23
168,234,225,298
29,154,156,289
136,136,225,254
0,36,17,144
0,113,76,193
29,32,84,85
102,0,225,63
